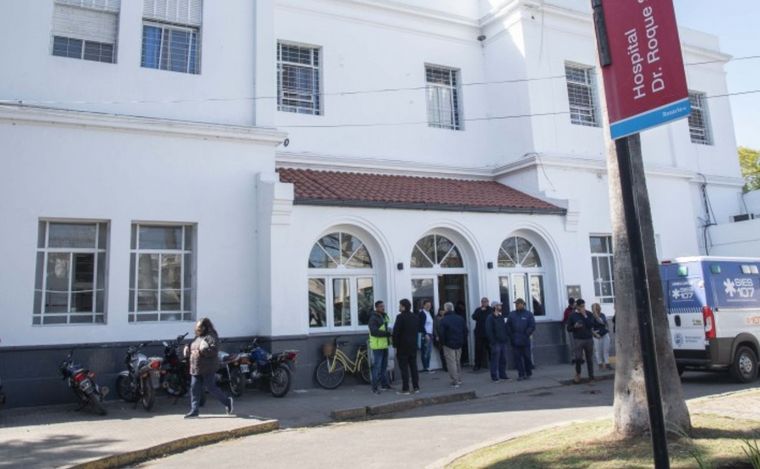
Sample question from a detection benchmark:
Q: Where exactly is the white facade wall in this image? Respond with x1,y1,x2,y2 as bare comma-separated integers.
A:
0,0,752,349
0,108,283,347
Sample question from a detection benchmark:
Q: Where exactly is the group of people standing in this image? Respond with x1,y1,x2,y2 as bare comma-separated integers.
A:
562,298,612,383
368,296,538,395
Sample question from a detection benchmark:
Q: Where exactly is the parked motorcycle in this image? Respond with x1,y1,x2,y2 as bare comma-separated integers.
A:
115,343,162,411
160,333,190,398
59,350,108,415
217,338,297,398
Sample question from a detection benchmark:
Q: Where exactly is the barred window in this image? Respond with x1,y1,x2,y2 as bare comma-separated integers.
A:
129,224,195,322
565,64,599,127
34,221,108,325
590,235,615,304
141,0,202,74
688,91,713,145
51,0,120,64
426,65,462,130
278,42,322,115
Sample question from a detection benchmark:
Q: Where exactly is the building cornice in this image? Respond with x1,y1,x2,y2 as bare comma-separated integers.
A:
0,104,287,145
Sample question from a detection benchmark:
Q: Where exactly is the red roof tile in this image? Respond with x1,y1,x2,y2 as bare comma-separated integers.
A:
277,168,564,214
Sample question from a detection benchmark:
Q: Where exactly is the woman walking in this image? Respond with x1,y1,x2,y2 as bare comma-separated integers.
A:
184,317,233,418
591,303,612,371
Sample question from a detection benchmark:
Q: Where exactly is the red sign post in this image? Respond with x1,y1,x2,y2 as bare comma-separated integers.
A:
596,0,691,139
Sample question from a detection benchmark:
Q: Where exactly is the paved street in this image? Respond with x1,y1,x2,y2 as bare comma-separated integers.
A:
139,372,759,469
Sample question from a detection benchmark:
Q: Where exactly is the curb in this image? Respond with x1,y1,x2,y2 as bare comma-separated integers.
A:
69,419,279,469
331,391,477,421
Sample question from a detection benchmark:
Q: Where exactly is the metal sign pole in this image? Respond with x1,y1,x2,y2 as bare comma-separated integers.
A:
615,135,670,469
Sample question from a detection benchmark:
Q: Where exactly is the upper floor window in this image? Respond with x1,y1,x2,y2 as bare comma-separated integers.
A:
34,221,108,325
688,91,713,145
278,42,322,115
565,64,599,127
129,224,195,322
426,65,462,130
51,0,120,64
141,0,202,74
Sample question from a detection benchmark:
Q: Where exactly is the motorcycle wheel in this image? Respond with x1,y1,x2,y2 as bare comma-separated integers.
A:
88,393,107,416
228,368,244,398
358,355,371,384
164,372,188,397
140,377,155,411
116,374,137,403
269,365,291,398
314,358,345,390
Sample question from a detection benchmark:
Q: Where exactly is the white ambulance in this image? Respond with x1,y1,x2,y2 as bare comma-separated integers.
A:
661,256,760,382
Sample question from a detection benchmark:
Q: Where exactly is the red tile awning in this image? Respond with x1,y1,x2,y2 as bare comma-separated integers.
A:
277,168,565,215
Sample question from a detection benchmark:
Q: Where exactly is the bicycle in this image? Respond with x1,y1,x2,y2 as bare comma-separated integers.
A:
314,337,371,389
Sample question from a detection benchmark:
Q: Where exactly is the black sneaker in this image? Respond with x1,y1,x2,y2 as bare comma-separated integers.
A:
184,411,199,419
226,397,234,415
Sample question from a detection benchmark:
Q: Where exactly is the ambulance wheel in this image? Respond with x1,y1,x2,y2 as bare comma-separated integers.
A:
730,346,758,383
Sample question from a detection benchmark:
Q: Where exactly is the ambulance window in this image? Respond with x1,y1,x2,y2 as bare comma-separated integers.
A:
752,265,759,275
677,266,689,276
742,265,751,274
709,264,721,274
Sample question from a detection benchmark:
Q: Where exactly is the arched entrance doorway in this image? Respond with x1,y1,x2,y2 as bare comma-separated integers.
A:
410,233,470,365
497,236,546,316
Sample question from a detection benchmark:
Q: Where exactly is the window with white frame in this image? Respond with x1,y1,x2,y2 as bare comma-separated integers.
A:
565,64,599,127
141,0,202,74
497,236,546,316
34,221,108,325
277,42,322,115
51,0,120,63
688,91,713,145
129,224,195,322
308,232,374,330
425,65,462,130
590,235,615,304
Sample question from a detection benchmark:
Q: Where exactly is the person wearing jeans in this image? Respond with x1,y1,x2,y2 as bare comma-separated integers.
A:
485,301,509,381
185,317,232,418
368,300,392,394
567,299,595,383
506,298,536,380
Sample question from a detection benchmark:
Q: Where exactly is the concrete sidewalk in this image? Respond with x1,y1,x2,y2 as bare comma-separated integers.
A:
0,362,609,468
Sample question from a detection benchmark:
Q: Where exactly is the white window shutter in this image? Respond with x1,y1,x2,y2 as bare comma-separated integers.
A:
55,0,120,13
143,0,202,26
53,3,119,44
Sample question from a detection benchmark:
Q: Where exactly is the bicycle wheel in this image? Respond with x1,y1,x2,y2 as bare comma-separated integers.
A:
357,354,371,384
315,357,346,389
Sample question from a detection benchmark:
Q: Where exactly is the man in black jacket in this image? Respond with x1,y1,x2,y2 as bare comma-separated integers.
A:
393,298,421,394
567,299,595,383
471,297,492,371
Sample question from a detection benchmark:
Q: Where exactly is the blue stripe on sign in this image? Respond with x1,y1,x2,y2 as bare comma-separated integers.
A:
610,98,691,140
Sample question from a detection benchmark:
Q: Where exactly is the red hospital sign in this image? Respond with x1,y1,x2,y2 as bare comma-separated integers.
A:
597,0,691,139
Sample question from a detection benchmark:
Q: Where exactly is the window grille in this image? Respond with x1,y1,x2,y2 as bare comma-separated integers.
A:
278,42,322,115
565,64,599,127
425,66,462,130
590,236,615,304
129,224,195,322
141,0,202,74
688,91,712,145
34,221,108,325
51,0,120,63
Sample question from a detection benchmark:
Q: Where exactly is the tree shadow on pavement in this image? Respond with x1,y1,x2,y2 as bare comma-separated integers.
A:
0,434,120,469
